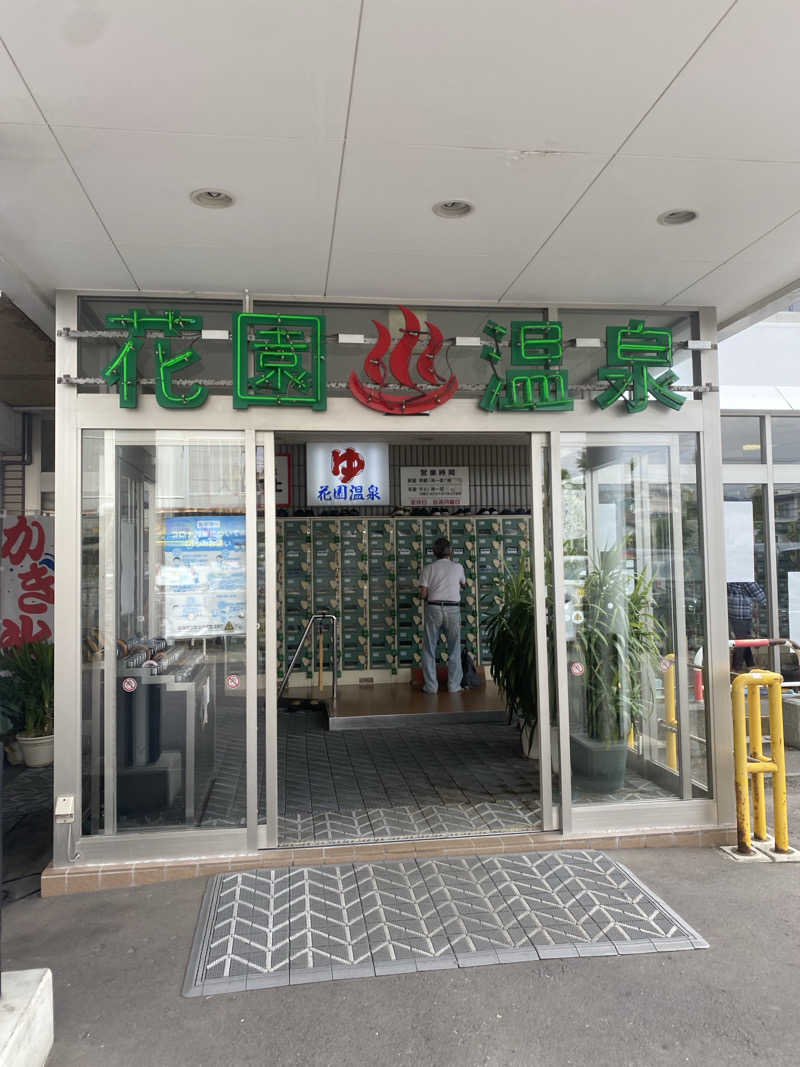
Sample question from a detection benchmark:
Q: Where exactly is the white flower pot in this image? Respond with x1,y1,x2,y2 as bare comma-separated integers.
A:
521,724,561,774
17,733,54,768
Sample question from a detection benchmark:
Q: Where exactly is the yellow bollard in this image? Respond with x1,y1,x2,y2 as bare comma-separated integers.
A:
731,674,755,854
768,679,790,853
731,671,790,856
748,682,768,842
664,654,677,773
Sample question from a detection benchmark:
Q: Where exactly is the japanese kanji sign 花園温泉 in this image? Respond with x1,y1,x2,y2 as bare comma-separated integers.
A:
97,307,685,416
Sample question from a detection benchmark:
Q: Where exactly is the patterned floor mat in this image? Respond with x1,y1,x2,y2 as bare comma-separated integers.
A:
183,850,707,996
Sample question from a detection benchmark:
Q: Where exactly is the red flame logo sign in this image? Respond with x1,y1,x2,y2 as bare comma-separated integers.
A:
348,306,458,414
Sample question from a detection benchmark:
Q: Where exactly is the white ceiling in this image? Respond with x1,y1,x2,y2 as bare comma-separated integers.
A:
0,0,799,336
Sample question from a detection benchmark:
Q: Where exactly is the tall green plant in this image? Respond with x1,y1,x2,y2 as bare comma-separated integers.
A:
0,640,54,737
485,555,537,733
576,551,664,743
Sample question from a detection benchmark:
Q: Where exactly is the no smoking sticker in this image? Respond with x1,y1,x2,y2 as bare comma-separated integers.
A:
225,674,241,690
570,662,585,677
121,677,138,693
660,658,673,672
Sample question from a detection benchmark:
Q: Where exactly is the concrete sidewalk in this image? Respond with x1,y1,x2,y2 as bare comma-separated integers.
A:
4,845,800,1067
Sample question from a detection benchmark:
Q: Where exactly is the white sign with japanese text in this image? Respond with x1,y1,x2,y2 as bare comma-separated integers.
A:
400,467,470,508
306,442,389,507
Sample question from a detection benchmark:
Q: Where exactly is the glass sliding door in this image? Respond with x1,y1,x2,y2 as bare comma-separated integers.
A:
81,430,248,835
558,434,700,808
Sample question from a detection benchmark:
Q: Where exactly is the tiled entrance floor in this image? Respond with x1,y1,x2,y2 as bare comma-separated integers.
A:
184,850,708,996
277,715,544,843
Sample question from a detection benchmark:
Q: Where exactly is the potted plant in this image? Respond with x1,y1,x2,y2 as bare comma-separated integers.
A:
0,640,55,767
572,550,664,790
485,554,543,759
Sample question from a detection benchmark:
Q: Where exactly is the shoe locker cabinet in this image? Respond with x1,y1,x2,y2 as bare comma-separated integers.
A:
273,515,531,683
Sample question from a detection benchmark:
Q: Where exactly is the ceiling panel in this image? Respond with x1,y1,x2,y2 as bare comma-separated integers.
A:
0,0,361,140
504,250,716,307
0,124,132,289
58,127,342,292
669,211,800,322
5,238,135,292
120,241,329,295
625,1,800,162
329,142,606,281
326,250,510,302
347,0,732,152
506,153,800,302
0,43,44,125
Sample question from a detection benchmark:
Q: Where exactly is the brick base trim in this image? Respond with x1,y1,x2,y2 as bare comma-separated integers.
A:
40,826,738,898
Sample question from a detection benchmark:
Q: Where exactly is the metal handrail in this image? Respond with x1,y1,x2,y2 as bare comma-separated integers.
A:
278,613,338,708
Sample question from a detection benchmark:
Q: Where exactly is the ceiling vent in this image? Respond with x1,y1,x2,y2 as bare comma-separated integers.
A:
190,189,235,209
432,200,474,219
657,209,697,226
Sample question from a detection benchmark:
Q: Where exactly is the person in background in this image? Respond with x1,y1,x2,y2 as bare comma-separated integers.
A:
419,537,466,694
727,580,767,670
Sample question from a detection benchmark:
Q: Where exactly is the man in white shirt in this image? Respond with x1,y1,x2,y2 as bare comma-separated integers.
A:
419,537,466,694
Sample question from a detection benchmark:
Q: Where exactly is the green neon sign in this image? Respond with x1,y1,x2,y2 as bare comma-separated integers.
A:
99,307,682,416
232,312,326,410
100,309,327,410
480,320,573,412
480,316,682,414
595,319,684,413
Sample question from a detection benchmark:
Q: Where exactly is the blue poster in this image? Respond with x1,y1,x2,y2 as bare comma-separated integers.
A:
159,515,246,638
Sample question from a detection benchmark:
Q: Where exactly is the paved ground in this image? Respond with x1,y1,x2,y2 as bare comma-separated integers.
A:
4,845,800,1066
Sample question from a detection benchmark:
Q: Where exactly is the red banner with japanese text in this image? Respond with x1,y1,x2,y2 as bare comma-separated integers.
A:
0,514,55,647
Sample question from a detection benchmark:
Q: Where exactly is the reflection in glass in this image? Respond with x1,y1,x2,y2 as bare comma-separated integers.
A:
722,484,768,664
772,417,800,464
774,486,800,681
561,436,695,805
721,416,763,464
680,434,711,793
81,431,247,834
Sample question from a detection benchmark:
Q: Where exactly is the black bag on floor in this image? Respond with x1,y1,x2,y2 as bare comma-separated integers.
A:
461,650,481,688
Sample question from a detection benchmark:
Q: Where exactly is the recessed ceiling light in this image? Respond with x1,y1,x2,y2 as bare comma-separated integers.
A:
190,188,235,209
432,200,474,219
657,209,697,226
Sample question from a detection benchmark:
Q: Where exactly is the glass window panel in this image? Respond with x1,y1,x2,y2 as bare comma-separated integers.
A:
723,484,769,672
775,486,800,668
722,416,763,463
772,416,800,464
81,430,247,834
561,435,693,806
680,434,711,795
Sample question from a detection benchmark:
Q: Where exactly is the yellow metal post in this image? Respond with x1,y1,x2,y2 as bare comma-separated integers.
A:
731,675,753,854
768,678,790,853
748,682,768,841
664,654,677,772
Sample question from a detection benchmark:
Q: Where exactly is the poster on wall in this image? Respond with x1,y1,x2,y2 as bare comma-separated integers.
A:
400,467,470,507
724,500,756,582
0,514,54,646
159,515,245,638
306,441,389,507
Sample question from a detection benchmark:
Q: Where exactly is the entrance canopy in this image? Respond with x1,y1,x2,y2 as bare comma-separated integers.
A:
1,2,800,336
